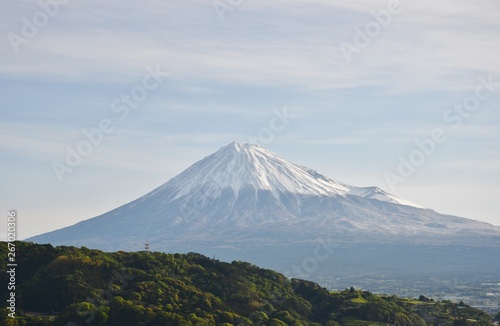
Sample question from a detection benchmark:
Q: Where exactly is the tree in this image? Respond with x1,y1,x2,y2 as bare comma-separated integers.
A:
418,295,429,302
108,296,152,326
54,302,107,326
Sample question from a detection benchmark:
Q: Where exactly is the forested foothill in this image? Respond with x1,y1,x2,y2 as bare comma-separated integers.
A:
0,242,495,325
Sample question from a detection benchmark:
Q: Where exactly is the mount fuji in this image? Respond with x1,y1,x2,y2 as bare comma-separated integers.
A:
29,142,500,288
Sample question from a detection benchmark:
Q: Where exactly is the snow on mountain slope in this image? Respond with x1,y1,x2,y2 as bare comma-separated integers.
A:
152,142,349,199
347,186,424,209
144,142,422,209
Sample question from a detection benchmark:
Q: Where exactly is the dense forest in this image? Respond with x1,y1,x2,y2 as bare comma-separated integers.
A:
0,242,495,325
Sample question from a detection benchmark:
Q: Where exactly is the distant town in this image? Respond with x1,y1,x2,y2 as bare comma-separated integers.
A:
319,274,500,314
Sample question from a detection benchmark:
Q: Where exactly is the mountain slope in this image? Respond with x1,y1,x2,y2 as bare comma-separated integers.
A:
28,141,500,252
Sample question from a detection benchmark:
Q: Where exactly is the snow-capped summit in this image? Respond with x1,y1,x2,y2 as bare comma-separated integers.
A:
148,141,422,208
160,141,349,200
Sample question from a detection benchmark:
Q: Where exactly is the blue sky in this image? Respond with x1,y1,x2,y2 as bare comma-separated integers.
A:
1,0,499,239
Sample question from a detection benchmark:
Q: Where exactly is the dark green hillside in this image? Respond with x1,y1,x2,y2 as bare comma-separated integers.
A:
0,242,493,325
